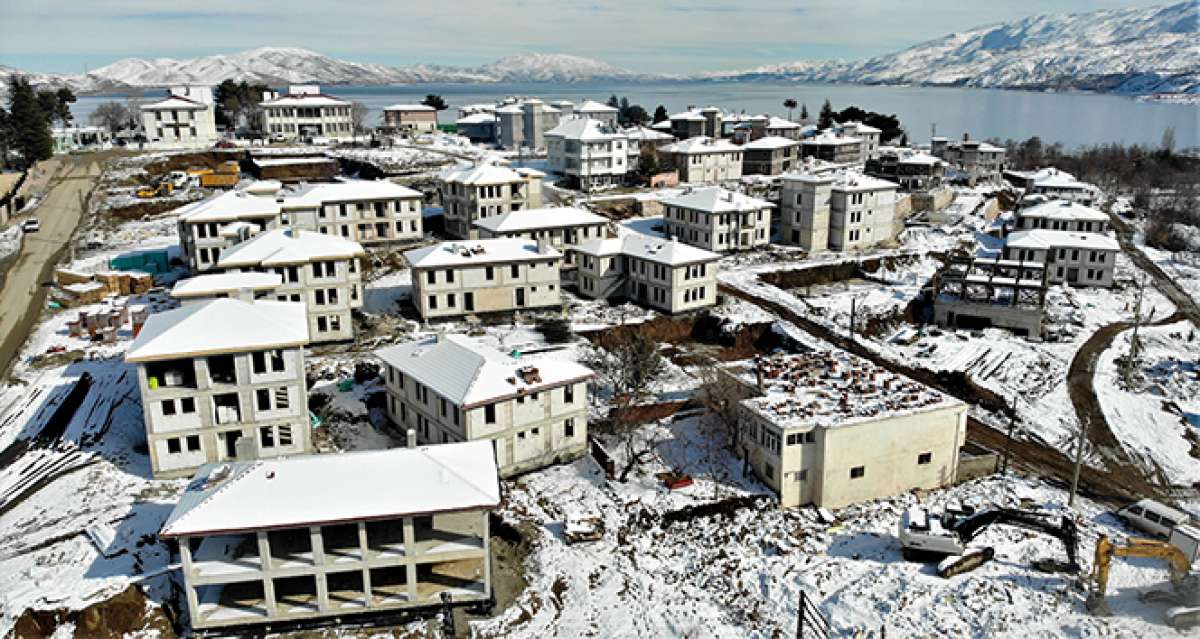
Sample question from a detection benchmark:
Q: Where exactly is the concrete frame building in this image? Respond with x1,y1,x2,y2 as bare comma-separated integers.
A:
125,299,312,479
864,148,947,192
741,136,801,176
800,133,864,165
1003,229,1120,287
573,233,719,314
176,179,423,272
932,255,1048,336
931,137,1007,185
661,137,743,184
722,350,968,509
438,164,545,240
661,187,774,253
217,228,366,343
545,118,630,190
406,238,563,320
376,334,594,476
494,99,562,150
472,207,609,266
838,121,882,161
380,104,438,136
780,170,899,252
667,107,722,140
261,86,354,143
160,442,499,632
140,86,218,148
623,125,677,162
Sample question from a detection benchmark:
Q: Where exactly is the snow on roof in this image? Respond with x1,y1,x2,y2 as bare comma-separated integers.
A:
661,187,774,213
160,441,500,537
576,100,618,113
782,169,898,192
743,136,800,151
1018,199,1108,222
406,238,560,269
140,95,208,111
669,110,707,122
287,178,422,203
251,157,336,167
495,104,525,114
802,132,862,146
841,121,881,134
456,112,497,125
766,117,801,130
1005,229,1119,251
218,228,365,268
728,350,963,430
651,120,672,130
622,126,675,142
126,299,308,362
174,188,283,223
545,117,625,141
897,151,944,166
575,233,720,266
383,104,435,111
663,136,741,155
170,272,282,299
376,334,594,408
440,163,530,186
176,178,419,223
473,207,607,233
261,92,350,107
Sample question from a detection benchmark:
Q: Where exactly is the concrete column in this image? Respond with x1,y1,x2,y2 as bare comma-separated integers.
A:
179,538,201,622
310,527,329,612
482,511,492,597
358,522,372,606
404,516,418,601
257,532,278,617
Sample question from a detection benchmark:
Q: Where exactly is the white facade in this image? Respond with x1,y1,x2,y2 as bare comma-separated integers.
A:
662,137,743,184
780,170,899,252
376,334,594,476
545,118,630,190
140,87,218,148
438,164,545,240
838,121,882,162
262,86,354,142
932,137,1007,185
573,234,719,314
723,351,968,509
407,239,563,319
125,299,312,479
473,207,609,266
1003,229,1119,287
661,187,773,252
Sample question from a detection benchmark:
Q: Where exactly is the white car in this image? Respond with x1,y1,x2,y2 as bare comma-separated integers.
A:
21,218,40,233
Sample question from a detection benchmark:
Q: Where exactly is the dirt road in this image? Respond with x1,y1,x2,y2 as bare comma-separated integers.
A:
1107,210,1200,328
0,156,101,375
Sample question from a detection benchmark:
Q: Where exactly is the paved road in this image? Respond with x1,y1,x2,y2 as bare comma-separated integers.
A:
0,157,100,374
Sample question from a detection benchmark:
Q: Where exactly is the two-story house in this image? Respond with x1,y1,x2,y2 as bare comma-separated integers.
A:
438,164,545,240
140,86,218,148
125,299,311,478
1013,199,1109,233
661,137,743,184
406,238,563,319
1003,229,1119,287
661,187,773,252
217,228,366,342
573,233,720,314
376,334,594,476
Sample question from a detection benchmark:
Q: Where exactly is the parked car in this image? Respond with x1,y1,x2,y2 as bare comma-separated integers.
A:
1116,499,1191,538
21,218,40,233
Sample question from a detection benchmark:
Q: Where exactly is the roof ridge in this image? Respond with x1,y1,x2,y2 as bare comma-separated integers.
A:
416,446,499,504
163,460,264,535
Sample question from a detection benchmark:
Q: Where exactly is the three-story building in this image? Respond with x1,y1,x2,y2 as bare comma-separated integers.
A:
438,164,545,240
661,187,773,253
406,238,563,319
573,233,719,314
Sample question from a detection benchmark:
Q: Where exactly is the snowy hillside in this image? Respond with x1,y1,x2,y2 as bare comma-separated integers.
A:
480,53,646,82
708,1,1199,95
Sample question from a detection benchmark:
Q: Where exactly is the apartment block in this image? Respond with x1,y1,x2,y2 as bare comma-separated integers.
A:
376,334,594,476
160,442,499,632
140,86,218,148
1014,199,1109,233
473,207,608,266
1004,168,1098,205
406,238,563,319
261,85,354,143
800,133,864,165
438,164,545,240
722,350,968,509
931,136,1007,185
1003,229,1119,287
741,136,801,176
124,299,311,479
661,187,773,252
864,147,947,192
661,137,743,184
218,228,366,342
837,121,882,161
780,170,899,252
545,118,630,190
574,233,719,314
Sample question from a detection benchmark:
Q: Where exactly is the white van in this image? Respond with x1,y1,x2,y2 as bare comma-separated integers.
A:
1116,499,1190,538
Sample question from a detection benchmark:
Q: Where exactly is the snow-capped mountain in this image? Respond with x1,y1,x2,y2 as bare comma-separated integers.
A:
480,53,647,83
707,1,1198,95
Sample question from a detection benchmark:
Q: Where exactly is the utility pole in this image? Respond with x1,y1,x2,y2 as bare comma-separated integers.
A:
849,297,856,338
1125,275,1146,385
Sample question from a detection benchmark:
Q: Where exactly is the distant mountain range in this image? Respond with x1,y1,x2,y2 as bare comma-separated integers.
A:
1,2,1195,97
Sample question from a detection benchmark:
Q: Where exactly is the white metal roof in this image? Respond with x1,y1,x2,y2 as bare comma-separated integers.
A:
622,126,675,142
802,132,862,146
1005,229,1120,251
176,178,420,223
765,117,801,130
439,163,529,186
782,169,898,192
383,104,435,111
140,95,209,111
1018,199,1108,222
261,92,350,107
287,178,422,203
663,136,742,155
375,334,594,407
170,272,282,299
545,117,626,141
743,136,800,151
661,187,774,213
218,228,366,267
405,238,561,269
473,207,607,233
577,100,618,114
160,441,500,537
574,233,720,266
456,112,497,125
125,299,308,362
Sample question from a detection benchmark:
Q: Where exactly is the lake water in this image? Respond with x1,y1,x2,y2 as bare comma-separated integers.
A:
71,80,1198,150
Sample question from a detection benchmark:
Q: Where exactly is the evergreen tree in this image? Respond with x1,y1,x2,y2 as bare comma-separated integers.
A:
652,105,669,124
800,103,809,121
606,94,620,109
421,94,448,111
55,87,76,126
818,99,835,129
783,98,797,121
623,104,649,125
899,133,909,147
6,76,53,168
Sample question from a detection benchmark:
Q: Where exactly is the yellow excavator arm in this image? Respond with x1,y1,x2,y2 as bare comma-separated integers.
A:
1090,534,1190,599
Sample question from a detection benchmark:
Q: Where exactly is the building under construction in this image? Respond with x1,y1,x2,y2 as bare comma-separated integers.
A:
931,255,1048,336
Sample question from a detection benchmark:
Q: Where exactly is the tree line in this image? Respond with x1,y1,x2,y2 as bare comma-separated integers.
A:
1,76,76,168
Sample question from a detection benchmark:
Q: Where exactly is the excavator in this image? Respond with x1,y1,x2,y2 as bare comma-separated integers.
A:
899,505,1081,578
1086,534,1200,629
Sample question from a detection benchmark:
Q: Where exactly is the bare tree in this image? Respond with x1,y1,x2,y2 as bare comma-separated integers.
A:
1161,126,1176,154
351,101,370,142
89,101,135,134
582,331,668,481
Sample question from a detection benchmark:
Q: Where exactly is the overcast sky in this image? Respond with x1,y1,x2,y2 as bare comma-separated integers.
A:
0,0,1174,74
